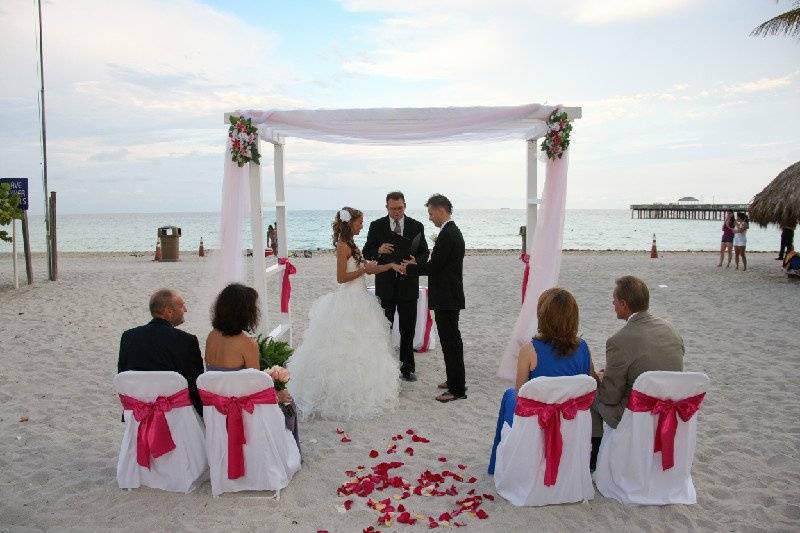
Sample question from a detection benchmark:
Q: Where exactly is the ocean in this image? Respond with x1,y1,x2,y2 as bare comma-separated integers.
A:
0,209,782,253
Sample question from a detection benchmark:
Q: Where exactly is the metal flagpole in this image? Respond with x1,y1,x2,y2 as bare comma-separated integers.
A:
37,0,53,280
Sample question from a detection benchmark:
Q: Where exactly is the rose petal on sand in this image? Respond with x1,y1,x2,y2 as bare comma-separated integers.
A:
369,450,379,458
475,509,489,520
405,428,415,435
411,434,429,443
438,456,447,462
336,427,345,434
404,447,414,456
341,435,352,443
344,500,353,510
457,464,466,470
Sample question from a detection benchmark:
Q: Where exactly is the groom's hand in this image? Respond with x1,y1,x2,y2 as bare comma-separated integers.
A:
401,256,417,266
378,243,394,255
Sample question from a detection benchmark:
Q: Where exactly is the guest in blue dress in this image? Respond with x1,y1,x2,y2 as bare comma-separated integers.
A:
488,288,593,474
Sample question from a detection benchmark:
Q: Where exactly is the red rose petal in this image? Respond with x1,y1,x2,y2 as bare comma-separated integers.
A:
397,511,417,525
457,464,466,470
344,499,353,510
369,450,379,458
345,470,356,477
395,434,404,440
336,427,345,434
482,493,495,501
411,434,429,443
405,428,415,435
438,512,452,522
401,491,411,499
404,446,414,456
468,476,477,483
438,456,447,462
428,517,439,529
467,489,475,495
341,435,351,443
475,509,489,520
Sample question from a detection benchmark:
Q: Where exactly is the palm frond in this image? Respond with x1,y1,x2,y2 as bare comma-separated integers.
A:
751,6,800,38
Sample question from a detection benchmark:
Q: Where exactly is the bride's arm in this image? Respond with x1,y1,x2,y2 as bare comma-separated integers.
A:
336,242,367,283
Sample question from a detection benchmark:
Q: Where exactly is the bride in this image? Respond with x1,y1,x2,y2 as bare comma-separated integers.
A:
288,207,404,420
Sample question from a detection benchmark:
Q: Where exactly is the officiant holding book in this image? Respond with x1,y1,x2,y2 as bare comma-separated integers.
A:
364,191,430,382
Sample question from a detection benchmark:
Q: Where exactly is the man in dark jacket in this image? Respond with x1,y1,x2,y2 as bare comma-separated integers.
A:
404,194,466,402
118,289,204,415
364,191,429,382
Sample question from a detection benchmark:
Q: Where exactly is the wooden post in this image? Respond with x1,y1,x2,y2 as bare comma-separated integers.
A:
49,191,57,281
21,211,33,284
273,140,288,258
525,139,538,256
12,219,18,289
248,152,269,337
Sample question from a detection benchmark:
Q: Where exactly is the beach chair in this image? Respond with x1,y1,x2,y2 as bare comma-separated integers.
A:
114,371,208,492
197,369,300,497
494,375,597,506
594,371,709,505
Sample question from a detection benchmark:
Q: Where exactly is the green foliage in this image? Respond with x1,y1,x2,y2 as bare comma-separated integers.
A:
0,183,23,243
257,334,294,371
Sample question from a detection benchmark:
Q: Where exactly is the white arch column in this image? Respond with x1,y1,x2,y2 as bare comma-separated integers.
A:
248,152,268,337
525,138,541,256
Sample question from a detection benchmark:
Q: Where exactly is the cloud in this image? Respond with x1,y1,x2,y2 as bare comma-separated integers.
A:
722,72,797,95
561,0,693,26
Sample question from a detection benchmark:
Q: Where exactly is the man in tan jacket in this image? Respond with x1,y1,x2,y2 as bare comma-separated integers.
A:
590,276,684,468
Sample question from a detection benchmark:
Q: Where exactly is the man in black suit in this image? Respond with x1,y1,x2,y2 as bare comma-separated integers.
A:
118,289,205,416
364,191,430,382
404,194,466,402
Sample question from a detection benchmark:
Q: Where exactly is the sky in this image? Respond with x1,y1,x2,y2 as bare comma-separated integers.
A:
1,0,798,214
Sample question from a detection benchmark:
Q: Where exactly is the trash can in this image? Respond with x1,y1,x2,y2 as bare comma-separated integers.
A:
158,226,181,262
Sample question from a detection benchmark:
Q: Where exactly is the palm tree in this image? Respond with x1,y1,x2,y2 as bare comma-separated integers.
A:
751,0,800,38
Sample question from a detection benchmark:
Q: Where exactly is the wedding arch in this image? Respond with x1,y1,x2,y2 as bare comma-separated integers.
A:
219,103,581,379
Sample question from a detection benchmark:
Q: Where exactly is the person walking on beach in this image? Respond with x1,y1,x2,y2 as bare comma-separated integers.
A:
777,225,795,261
404,194,467,403
733,212,749,271
717,210,735,268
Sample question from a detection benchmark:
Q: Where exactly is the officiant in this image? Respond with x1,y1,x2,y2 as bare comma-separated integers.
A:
364,191,430,382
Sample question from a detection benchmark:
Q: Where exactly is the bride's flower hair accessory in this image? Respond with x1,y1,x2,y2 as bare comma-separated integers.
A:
339,209,352,222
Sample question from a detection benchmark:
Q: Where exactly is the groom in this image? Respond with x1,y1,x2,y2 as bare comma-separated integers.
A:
404,194,466,402
364,191,430,382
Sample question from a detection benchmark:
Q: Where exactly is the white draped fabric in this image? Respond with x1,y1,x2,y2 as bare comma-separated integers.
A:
219,148,249,288
233,104,557,145
497,152,570,381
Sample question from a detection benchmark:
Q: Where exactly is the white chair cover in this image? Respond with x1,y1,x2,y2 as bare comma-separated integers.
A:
367,286,437,351
113,371,208,493
594,371,710,505
197,369,300,497
494,375,596,506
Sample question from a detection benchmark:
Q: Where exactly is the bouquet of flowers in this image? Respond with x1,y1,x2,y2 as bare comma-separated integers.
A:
228,116,261,167
257,335,294,415
540,109,572,160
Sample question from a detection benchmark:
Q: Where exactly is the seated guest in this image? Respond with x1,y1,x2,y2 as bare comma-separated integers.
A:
488,288,593,474
590,276,684,469
118,289,204,416
205,283,299,446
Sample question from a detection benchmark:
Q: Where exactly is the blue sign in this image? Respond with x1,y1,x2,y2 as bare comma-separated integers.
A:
0,178,28,210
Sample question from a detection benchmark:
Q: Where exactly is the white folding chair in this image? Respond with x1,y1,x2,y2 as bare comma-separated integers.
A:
114,371,208,493
494,375,597,506
594,371,709,505
197,369,300,497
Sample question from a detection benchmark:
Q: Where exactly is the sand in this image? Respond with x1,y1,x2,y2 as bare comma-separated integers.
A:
0,250,798,531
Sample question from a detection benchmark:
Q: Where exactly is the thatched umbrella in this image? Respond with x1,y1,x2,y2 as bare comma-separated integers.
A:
749,161,800,228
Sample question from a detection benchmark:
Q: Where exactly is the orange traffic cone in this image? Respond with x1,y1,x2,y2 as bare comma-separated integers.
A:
199,237,205,257
650,233,658,259
153,239,162,262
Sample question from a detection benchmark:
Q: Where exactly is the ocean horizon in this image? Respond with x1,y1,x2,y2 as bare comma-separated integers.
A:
0,209,784,254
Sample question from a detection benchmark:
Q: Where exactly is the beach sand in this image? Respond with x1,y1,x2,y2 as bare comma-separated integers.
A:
0,250,798,531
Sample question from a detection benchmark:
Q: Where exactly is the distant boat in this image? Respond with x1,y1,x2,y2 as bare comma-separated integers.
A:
500,207,511,210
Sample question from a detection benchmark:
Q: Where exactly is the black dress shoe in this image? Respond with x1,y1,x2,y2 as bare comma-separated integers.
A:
400,372,417,382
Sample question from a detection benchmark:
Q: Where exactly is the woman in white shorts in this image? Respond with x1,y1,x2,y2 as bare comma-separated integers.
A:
733,212,749,271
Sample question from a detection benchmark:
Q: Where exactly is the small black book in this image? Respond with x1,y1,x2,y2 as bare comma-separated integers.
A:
387,232,422,263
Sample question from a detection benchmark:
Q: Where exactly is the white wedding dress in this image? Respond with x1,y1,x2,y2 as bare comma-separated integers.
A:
288,257,400,420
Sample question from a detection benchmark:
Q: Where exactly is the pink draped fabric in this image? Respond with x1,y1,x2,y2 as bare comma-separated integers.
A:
514,390,595,486
627,390,706,470
498,152,570,381
199,387,278,480
278,258,296,313
118,388,193,468
520,253,531,303
418,288,434,353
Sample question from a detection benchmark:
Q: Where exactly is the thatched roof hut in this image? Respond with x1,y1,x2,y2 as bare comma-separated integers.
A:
749,161,800,228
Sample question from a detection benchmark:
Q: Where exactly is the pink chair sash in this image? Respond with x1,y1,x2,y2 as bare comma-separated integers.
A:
627,390,706,470
118,388,192,469
515,390,595,486
278,258,296,313
520,253,531,303
199,387,278,479
418,287,434,352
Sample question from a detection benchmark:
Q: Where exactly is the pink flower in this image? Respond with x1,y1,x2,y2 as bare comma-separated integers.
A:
266,365,290,384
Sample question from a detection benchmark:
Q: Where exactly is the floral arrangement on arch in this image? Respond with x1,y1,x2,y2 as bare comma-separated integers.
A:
228,116,261,167
540,109,572,160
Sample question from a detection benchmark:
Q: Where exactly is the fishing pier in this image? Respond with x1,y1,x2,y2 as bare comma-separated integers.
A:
630,203,749,220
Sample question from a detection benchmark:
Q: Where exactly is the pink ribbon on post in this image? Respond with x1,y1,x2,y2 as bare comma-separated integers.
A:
418,287,434,353
199,387,278,479
626,390,705,470
278,258,296,313
514,390,596,486
118,388,193,469
520,253,531,303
